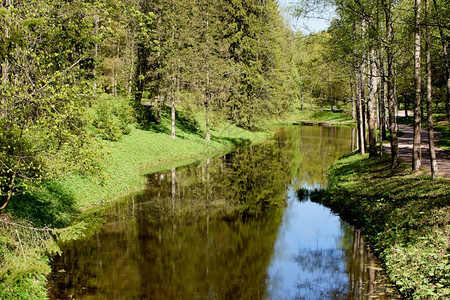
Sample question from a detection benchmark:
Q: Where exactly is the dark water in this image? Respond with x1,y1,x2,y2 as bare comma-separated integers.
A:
48,126,397,299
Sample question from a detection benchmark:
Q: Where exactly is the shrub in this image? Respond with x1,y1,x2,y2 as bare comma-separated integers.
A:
91,95,135,141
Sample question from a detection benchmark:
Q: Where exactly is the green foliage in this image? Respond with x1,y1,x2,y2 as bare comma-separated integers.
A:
90,95,135,141
312,153,450,298
0,217,60,300
292,31,352,112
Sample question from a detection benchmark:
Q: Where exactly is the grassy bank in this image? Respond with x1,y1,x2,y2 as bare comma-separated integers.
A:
1,111,268,299
274,107,355,126
312,153,450,298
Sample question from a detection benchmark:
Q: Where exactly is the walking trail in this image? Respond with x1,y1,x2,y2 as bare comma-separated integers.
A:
382,111,450,179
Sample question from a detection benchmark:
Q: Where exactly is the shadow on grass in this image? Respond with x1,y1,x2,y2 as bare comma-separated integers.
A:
140,122,171,134
5,181,78,228
140,106,203,138
176,110,201,135
396,116,414,126
435,124,450,151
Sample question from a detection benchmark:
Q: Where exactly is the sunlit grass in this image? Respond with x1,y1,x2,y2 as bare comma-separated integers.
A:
273,105,355,126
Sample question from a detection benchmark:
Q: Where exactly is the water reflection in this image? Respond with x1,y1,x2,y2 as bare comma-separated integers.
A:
48,126,397,299
265,191,396,299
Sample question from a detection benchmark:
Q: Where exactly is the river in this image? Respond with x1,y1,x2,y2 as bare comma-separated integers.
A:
47,125,397,299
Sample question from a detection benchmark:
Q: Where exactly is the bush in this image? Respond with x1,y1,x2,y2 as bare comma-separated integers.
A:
91,95,135,141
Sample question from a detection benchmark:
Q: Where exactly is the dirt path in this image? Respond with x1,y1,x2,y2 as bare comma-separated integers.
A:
382,113,450,178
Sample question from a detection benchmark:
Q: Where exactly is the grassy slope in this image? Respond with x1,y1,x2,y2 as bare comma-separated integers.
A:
276,107,355,126
312,153,450,299
1,112,268,300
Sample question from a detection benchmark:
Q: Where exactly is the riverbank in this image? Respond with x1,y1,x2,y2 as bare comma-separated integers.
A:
1,112,269,299
272,107,355,127
312,153,450,298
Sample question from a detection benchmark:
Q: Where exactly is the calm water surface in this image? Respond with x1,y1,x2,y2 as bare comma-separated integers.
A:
48,126,397,299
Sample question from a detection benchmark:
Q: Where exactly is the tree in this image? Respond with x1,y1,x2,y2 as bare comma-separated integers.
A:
0,0,99,210
412,0,422,171
431,0,450,129
425,0,438,178
381,0,399,167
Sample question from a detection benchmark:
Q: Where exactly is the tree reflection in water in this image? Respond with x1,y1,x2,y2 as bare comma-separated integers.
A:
48,126,398,299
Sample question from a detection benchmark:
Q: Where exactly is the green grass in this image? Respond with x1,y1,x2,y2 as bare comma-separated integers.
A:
311,153,450,298
274,106,355,126
435,124,450,151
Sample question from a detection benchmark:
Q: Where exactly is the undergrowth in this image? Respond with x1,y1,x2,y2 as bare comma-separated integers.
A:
311,152,450,299
0,216,86,299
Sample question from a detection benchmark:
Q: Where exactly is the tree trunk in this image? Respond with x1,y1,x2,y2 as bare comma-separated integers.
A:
205,94,211,141
425,0,438,179
128,29,135,97
368,47,378,158
431,0,450,129
413,0,422,171
300,91,304,111
382,0,399,167
361,20,367,150
379,58,387,140
356,70,365,154
350,78,356,120
361,69,367,151
170,87,176,139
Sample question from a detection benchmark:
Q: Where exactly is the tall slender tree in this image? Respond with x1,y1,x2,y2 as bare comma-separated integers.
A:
381,0,399,167
425,0,438,178
413,0,422,171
